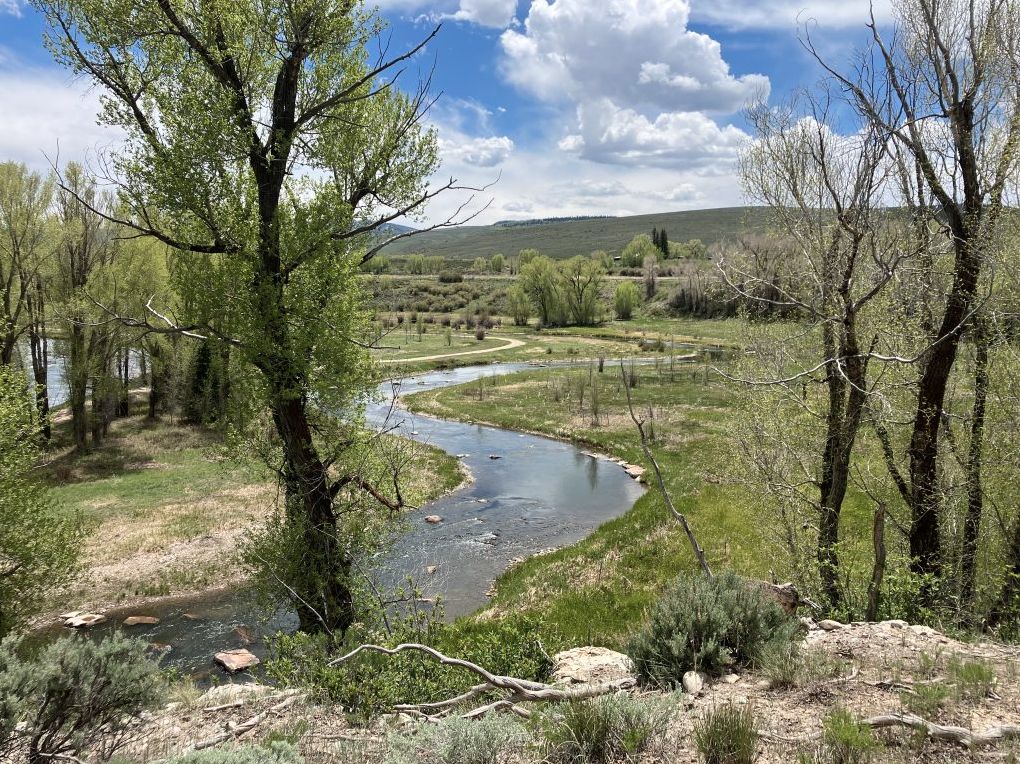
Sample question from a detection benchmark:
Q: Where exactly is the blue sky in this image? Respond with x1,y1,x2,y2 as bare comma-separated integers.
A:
0,0,891,224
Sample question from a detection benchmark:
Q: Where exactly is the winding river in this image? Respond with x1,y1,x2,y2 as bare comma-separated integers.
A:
39,359,651,679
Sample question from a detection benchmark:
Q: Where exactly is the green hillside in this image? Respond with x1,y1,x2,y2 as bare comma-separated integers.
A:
380,206,772,262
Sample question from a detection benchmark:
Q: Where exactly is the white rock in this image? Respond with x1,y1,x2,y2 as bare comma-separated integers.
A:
552,647,635,686
424,515,443,524
64,613,107,628
722,674,740,684
682,671,706,695
817,619,846,631
883,619,909,629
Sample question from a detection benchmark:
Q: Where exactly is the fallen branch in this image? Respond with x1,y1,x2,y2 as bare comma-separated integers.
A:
763,713,1020,749
330,643,634,718
192,691,302,750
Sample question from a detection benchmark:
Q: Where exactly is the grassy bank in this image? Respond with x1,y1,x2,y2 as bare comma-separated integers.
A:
41,400,465,613
405,361,874,648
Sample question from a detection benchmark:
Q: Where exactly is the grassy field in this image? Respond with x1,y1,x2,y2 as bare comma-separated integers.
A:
405,361,878,648
380,206,771,262
42,398,465,609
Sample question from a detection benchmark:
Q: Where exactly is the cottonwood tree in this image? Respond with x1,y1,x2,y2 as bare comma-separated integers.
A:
35,0,473,634
813,0,1020,592
728,93,905,609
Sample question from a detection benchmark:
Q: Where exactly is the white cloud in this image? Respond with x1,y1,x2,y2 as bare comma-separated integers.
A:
689,0,893,30
0,66,121,171
0,0,24,16
450,0,518,27
501,0,768,114
439,134,515,167
560,98,750,170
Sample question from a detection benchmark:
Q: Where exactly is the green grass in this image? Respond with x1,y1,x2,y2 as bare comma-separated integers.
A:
373,330,513,361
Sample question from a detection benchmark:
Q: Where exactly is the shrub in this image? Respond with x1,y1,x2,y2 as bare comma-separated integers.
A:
387,714,529,764
821,707,882,764
947,655,996,700
438,271,463,283
475,328,487,340
900,683,948,717
627,571,799,683
614,281,640,320
0,634,166,763
162,742,305,763
693,703,758,764
535,693,675,763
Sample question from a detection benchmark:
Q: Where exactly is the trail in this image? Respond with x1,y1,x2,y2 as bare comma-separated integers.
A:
378,335,526,363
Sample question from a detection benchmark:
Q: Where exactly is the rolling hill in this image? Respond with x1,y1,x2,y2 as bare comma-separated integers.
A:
379,206,772,261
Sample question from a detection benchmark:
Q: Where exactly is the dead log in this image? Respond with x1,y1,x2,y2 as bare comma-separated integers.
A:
763,713,1020,749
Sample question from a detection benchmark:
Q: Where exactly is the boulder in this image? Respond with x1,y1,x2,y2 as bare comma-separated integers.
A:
552,647,635,686
624,465,646,479
818,619,847,631
424,515,443,524
426,565,438,575
123,615,160,626
64,613,107,629
488,454,502,460
214,648,260,673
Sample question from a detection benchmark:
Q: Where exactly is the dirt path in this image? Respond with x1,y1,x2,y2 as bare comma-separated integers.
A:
378,335,526,363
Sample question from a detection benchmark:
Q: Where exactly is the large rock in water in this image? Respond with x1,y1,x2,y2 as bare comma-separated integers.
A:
552,647,636,686
214,649,260,673
124,615,160,626
63,612,107,628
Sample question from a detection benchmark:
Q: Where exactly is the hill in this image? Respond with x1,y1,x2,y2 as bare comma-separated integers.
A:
380,206,772,262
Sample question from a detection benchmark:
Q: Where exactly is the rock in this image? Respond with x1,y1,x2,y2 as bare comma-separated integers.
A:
818,619,846,631
424,515,443,524
883,619,909,629
214,649,260,673
232,626,255,645
64,613,107,628
59,610,83,620
426,565,438,575
182,613,203,621
147,643,173,658
123,615,160,626
624,465,646,479
800,617,818,630
488,454,502,460
199,684,273,705
682,671,706,695
722,674,740,685
552,647,636,686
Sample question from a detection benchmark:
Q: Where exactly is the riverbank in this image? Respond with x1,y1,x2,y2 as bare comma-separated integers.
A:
36,402,468,624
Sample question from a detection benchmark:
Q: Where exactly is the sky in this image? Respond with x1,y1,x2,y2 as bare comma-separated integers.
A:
0,0,892,226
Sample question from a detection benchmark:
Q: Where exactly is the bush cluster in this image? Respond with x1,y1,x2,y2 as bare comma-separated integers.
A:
163,742,305,764
626,571,799,683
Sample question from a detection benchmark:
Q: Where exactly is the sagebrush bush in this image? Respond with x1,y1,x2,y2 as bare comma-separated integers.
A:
161,742,305,763
387,714,529,764
0,633,166,764
821,707,882,764
627,571,799,683
535,693,676,763
693,703,758,764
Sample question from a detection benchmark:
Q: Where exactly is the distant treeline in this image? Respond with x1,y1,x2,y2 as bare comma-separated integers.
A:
494,215,615,228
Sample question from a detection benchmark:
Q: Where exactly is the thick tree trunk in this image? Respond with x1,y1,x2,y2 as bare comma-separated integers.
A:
959,318,989,614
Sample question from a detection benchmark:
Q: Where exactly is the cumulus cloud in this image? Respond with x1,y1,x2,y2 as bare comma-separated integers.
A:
559,98,749,170
0,66,120,170
439,134,515,167
0,0,24,16
450,0,518,27
690,0,893,30
500,0,768,114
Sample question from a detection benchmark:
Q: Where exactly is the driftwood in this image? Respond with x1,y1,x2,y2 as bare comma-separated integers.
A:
192,690,303,750
763,713,1020,749
329,643,634,719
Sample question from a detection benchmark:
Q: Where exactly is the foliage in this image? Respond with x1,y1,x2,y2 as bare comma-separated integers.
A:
899,683,948,718
472,256,489,273
490,253,505,273
265,613,558,721
693,703,758,764
0,634,166,764
519,255,567,326
821,707,882,764
387,714,529,764
534,693,676,763
947,655,995,700
627,571,798,682
161,742,305,764
439,271,464,283
613,281,640,320
620,234,658,268
0,366,82,637
507,284,532,326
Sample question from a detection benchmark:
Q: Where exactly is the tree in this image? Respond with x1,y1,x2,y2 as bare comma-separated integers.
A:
519,255,566,326
490,253,505,273
814,0,1020,587
613,281,640,320
0,365,81,637
472,256,488,273
621,234,657,268
643,254,657,298
506,284,531,326
35,0,462,635
560,255,605,326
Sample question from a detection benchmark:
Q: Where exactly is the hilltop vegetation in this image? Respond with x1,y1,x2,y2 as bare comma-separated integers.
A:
381,207,771,262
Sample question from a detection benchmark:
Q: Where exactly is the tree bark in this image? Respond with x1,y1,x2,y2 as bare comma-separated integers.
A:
26,276,50,440
959,316,989,614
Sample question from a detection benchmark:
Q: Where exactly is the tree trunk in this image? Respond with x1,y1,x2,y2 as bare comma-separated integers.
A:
27,277,50,440
866,503,887,622
959,317,989,615
68,322,89,451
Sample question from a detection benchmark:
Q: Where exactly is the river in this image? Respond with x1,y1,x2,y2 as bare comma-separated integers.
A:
39,360,654,680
